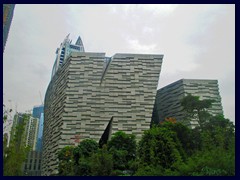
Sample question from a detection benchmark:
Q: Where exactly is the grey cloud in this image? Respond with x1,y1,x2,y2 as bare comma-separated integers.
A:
3,4,234,123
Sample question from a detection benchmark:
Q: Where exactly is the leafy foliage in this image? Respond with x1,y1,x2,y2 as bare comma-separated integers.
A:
181,94,215,128
58,139,98,176
107,131,137,171
158,120,194,156
73,139,98,164
107,131,136,160
56,107,235,176
138,125,184,169
134,165,163,176
73,139,98,175
90,145,113,176
58,146,75,176
173,146,235,176
75,157,92,176
4,114,30,176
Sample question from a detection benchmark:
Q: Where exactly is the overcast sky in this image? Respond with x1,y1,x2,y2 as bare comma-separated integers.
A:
3,4,235,123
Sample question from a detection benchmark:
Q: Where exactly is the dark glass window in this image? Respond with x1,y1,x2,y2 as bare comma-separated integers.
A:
70,44,80,50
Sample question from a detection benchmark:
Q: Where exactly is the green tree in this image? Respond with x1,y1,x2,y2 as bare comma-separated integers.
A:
107,131,136,171
4,114,30,176
3,133,8,159
175,146,235,176
159,120,194,157
134,164,164,176
58,146,75,176
201,115,235,150
90,145,113,176
73,139,98,162
75,157,92,176
138,126,184,170
169,115,235,176
3,104,12,123
73,139,98,175
181,94,214,128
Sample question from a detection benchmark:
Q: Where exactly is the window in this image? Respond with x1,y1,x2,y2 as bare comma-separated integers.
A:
69,45,80,50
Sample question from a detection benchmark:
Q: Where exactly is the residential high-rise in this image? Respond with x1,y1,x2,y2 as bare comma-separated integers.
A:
23,112,42,176
152,79,224,128
26,116,39,150
42,35,163,175
8,113,42,176
11,113,39,150
3,4,15,52
51,34,85,78
23,109,43,176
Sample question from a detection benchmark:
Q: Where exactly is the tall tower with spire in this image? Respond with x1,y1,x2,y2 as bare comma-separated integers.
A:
51,34,85,78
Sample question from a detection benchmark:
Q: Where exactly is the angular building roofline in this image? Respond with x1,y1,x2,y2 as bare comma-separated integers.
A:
113,53,164,58
158,79,219,91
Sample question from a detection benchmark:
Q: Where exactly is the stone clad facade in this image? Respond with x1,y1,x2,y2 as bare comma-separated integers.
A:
42,52,163,175
152,79,224,128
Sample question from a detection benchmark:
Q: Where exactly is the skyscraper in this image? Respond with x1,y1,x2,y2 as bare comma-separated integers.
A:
152,79,224,128
42,35,163,175
51,34,85,78
32,105,44,152
36,113,44,151
32,105,44,119
3,4,15,52
23,151,42,176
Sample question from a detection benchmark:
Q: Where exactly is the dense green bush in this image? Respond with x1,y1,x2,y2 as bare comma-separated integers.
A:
90,145,113,176
107,131,137,171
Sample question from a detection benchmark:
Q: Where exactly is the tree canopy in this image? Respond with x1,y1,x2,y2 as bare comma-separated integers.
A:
181,94,215,128
55,95,234,176
4,113,30,176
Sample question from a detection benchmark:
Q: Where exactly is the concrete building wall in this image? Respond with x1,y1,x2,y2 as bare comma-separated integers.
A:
153,79,223,128
42,52,163,175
